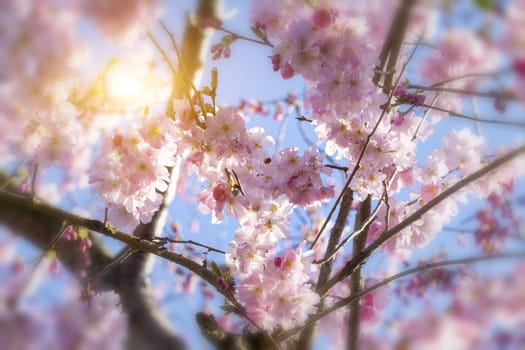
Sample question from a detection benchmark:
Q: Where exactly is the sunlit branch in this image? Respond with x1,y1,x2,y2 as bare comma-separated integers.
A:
147,31,204,128
159,21,208,115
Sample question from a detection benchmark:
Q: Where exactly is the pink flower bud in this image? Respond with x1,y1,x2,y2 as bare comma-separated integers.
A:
281,62,294,79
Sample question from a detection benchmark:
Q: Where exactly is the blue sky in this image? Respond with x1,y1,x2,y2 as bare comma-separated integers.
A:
2,0,525,348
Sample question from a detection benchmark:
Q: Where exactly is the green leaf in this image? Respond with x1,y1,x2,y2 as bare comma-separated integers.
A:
220,304,236,315
201,86,212,96
210,261,223,277
473,0,493,10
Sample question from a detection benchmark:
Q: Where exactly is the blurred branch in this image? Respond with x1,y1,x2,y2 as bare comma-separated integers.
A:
0,172,116,289
0,189,228,296
407,84,516,99
373,0,416,93
277,251,525,342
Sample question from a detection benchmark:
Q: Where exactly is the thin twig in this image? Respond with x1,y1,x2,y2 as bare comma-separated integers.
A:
407,84,514,100
160,237,225,254
86,248,138,284
428,69,509,88
159,21,207,113
416,103,525,128
217,26,273,47
12,222,68,306
147,31,204,128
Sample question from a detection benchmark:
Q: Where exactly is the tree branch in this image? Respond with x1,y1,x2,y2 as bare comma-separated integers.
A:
277,251,525,342
296,188,353,349
416,102,525,128
321,144,525,294
0,189,228,297
347,196,371,349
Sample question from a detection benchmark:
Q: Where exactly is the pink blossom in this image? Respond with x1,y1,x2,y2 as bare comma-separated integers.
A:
89,114,178,230
80,0,162,42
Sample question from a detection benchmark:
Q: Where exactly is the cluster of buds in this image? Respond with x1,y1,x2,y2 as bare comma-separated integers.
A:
394,85,426,106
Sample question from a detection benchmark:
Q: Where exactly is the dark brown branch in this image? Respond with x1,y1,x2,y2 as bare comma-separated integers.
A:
297,188,354,349
0,189,228,297
0,173,116,289
347,196,371,349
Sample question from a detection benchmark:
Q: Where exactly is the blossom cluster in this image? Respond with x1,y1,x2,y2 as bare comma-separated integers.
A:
170,105,330,327
79,0,163,42
252,1,431,202
0,0,165,189
236,248,320,331
250,0,525,264
366,128,524,258
89,114,178,230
